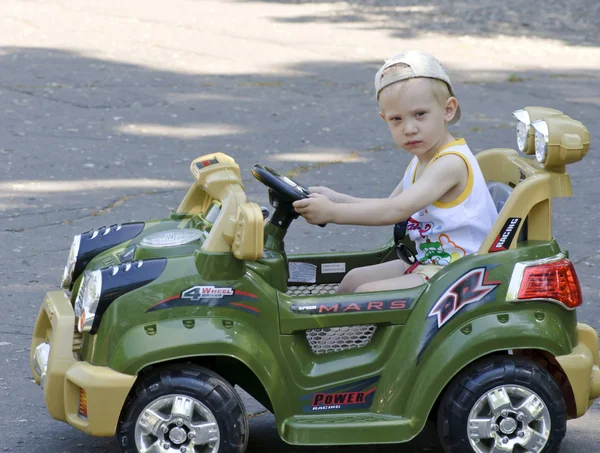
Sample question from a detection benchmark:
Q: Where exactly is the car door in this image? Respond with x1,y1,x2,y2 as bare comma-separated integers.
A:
275,285,426,415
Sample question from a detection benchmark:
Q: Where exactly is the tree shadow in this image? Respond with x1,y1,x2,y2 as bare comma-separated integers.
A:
1,45,599,453
1,46,598,230
234,0,600,47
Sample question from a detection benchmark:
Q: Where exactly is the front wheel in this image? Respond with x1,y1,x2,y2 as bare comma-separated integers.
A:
437,356,566,453
117,364,249,453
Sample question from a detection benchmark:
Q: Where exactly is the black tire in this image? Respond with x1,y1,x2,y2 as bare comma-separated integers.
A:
437,356,566,453
117,364,249,453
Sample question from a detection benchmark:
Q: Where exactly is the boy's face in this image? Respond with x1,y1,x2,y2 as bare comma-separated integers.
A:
378,78,456,159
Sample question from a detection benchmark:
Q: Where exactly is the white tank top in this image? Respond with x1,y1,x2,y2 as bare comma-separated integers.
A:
402,139,498,265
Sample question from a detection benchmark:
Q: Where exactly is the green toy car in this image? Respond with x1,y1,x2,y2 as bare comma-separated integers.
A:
31,107,599,453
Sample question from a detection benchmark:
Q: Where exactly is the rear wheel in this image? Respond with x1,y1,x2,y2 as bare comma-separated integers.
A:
117,364,248,453
437,356,566,453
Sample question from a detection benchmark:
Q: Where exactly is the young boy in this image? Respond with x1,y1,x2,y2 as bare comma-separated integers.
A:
293,50,498,294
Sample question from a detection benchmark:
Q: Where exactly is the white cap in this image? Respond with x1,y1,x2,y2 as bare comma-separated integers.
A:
374,50,461,124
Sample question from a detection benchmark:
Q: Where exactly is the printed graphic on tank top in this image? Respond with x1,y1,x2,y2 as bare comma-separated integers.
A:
402,139,498,265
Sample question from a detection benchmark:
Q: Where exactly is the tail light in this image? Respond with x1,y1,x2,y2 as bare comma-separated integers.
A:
508,257,582,309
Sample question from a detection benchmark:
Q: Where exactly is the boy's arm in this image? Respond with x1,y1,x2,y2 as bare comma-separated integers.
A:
294,154,467,226
389,180,404,198
310,186,382,204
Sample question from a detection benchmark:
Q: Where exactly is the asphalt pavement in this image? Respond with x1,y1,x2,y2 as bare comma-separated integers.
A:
0,1,599,452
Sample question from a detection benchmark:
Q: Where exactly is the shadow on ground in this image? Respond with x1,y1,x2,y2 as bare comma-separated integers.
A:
1,44,600,453
236,0,600,47
1,46,598,224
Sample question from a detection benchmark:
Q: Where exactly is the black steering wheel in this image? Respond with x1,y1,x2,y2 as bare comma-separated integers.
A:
252,164,311,202
252,164,325,228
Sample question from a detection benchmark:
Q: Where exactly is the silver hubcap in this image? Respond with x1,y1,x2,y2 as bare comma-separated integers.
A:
134,394,220,453
467,385,551,453
169,427,187,445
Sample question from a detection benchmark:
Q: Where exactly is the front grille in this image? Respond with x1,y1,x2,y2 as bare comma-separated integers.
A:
287,284,339,296
286,284,376,355
306,325,377,355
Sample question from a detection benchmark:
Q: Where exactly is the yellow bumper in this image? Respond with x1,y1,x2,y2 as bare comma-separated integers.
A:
30,290,137,436
555,323,600,417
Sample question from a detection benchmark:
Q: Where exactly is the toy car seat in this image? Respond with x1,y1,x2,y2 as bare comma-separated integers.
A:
486,181,513,213
486,181,527,242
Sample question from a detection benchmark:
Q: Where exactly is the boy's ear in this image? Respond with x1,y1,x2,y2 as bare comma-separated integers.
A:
444,97,459,123
379,111,386,121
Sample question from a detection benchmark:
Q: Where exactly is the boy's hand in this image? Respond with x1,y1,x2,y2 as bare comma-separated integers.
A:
293,194,336,225
309,186,341,202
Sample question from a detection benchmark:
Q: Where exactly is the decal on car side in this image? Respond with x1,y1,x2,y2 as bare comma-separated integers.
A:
417,266,501,362
146,286,259,316
489,217,522,252
301,376,379,413
291,298,414,315
428,268,500,328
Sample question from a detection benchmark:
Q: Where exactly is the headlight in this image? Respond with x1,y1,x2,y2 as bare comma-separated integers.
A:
531,114,590,172
61,235,81,289
32,342,51,388
512,109,530,153
532,120,549,163
511,107,562,155
75,270,103,333
72,258,167,335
